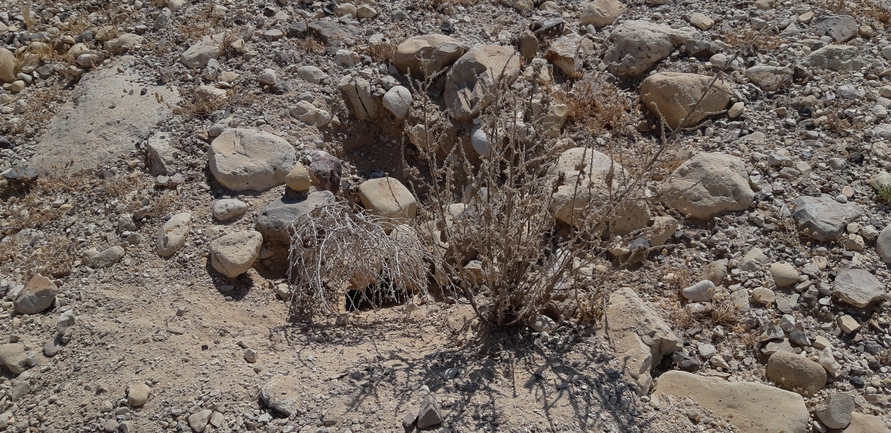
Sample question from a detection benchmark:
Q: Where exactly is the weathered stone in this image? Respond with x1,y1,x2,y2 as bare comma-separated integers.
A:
212,199,248,222
181,40,220,68
770,262,799,287
289,101,331,127
416,394,443,429
806,45,861,71
604,287,682,394
382,86,412,119
208,129,296,192
285,162,311,192
766,351,827,396
816,391,853,429
546,33,593,76
188,409,212,433
551,147,651,235
307,151,342,193
875,223,891,264
83,246,126,269
833,267,886,308
640,73,732,129
661,153,753,220
653,371,809,433
127,383,151,407
256,191,335,243
813,14,859,42
846,413,891,433
745,66,793,92
145,133,178,176
689,12,714,30
157,212,192,257
791,195,863,241
579,0,625,27
259,375,303,416
105,33,143,53
13,274,57,315
30,57,179,173
0,343,28,375
604,21,696,78
210,231,263,278
0,48,14,83
357,177,418,227
338,76,381,120
682,280,715,302
444,45,521,120
393,34,465,77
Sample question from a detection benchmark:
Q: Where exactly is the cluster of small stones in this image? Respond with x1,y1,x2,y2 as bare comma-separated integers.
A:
2,0,891,431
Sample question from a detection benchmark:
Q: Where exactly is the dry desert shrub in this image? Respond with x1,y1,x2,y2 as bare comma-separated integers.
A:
292,36,325,54
819,0,891,23
174,86,232,118
405,67,633,328
286,198,431,320
722,27,783,51
367,43,397,64
554,73,636,134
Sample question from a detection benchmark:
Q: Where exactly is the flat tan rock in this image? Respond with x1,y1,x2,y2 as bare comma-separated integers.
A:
653,371,809,433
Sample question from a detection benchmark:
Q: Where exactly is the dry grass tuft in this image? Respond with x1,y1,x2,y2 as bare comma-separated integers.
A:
819,0,891,23
723,27,783,51
367,43,397,64
174,87,231,118
5,86,69,136
293,36,325,54
554,74,636,133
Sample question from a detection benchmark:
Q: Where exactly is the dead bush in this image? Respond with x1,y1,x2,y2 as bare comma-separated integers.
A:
174,86,231,118
722,27,783,51
554,73,636,133
367,43,397,64
287,198,431,320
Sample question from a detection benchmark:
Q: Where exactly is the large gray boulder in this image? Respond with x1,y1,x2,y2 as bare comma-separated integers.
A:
444,45,521,120
604,21,696,78
29,57,179,173
791,195,863,241
661,153,754,220
208,129,296,192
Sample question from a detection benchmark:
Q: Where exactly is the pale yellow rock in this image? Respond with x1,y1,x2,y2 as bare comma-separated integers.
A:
285,162,311,192
358,177,418,227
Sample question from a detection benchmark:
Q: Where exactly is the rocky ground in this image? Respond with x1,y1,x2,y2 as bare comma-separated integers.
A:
2,0,891,431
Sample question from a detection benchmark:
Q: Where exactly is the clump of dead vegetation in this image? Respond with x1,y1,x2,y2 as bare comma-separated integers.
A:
554,73,637,134
723,27,783,51
819,0,891,23
367,43,397,64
